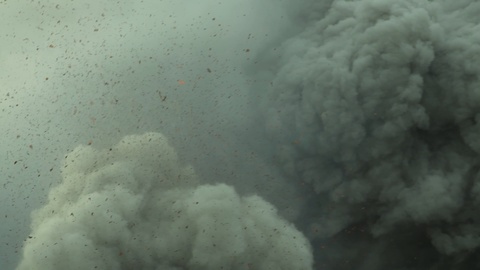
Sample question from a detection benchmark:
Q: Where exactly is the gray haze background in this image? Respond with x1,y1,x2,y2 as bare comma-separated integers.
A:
4,0,480,269
1,0,308,269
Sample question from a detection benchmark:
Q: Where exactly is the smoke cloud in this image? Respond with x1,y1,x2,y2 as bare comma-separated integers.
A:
16,133,313,270
260,0,480,269
8,0,480,269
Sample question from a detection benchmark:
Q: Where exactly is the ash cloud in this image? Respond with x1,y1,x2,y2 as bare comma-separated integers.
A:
260,0,480,269
8,0,480,269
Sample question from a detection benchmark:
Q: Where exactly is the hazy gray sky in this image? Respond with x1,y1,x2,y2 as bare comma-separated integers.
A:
1,0,302,269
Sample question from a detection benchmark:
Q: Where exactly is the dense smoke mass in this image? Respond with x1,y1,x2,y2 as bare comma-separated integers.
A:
261,0,480,269
5,0,480,269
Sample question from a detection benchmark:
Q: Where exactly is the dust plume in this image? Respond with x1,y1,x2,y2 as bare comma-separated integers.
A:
16,133,313,270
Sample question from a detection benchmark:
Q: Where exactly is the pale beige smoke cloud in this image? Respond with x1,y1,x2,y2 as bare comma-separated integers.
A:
17,133,313,270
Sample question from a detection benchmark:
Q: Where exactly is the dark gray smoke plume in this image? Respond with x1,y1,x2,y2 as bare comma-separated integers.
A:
260,0,480,269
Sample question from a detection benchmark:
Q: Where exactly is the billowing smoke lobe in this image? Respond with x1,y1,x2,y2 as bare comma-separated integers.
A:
259,0,480,269
16,133,313,270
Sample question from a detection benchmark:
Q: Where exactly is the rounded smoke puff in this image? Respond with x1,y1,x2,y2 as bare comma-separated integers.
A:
17,132,313,270
261,0,480,269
